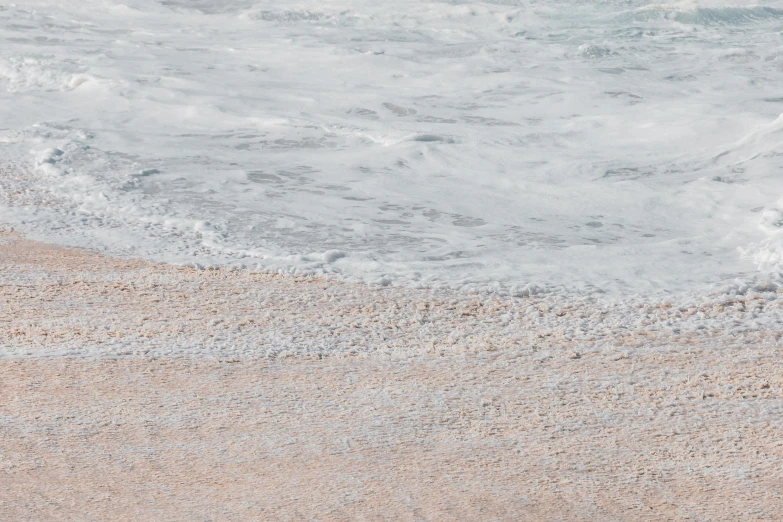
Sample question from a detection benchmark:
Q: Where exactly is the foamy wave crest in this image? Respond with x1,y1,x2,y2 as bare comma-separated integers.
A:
0,57,94,93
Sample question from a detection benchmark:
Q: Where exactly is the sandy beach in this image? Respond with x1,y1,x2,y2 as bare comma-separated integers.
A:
1,227,782,520
5,2,783,518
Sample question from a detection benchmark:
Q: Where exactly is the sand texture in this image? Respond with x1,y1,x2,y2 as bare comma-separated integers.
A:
1,229,783,520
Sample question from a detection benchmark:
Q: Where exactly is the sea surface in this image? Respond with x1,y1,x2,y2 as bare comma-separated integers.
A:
3,0,783,295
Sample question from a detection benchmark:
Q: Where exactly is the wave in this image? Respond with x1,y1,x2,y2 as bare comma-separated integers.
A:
615,5,783,25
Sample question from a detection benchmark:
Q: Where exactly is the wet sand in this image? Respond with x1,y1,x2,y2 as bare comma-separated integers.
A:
2,229,782,520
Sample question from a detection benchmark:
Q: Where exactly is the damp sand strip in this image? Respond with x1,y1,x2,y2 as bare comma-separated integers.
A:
1,229,782,520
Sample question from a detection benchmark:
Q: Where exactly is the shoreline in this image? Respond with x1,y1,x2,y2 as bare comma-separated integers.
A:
2,227,783,519
2,227,781,359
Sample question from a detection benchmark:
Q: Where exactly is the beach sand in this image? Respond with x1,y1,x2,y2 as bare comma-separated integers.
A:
2,228,783,520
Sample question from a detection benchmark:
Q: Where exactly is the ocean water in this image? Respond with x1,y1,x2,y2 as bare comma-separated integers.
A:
2,0,783,295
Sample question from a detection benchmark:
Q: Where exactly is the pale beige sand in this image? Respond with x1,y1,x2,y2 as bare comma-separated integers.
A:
2,228,783,520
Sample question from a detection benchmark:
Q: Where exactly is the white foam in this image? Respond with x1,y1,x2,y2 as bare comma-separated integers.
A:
2,0,783,296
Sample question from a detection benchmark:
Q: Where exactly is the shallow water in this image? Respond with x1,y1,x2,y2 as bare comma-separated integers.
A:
2,0,783,295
